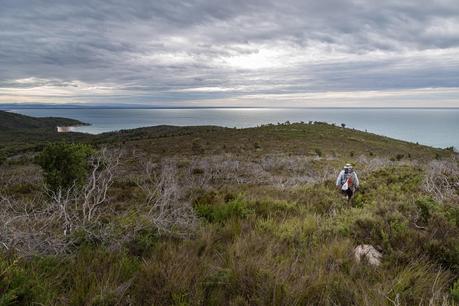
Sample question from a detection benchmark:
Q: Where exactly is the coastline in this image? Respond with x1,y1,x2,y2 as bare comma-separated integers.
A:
56,123,90,133
57,126,76,133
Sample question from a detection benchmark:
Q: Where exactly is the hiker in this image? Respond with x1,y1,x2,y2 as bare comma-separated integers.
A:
336,163,359,201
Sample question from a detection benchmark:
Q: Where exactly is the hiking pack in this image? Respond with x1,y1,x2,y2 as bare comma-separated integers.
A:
341,169,354,191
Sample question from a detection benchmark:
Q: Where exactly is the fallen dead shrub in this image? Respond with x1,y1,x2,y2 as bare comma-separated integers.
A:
138,160,197,237
0,148,121,255
422,158,459,202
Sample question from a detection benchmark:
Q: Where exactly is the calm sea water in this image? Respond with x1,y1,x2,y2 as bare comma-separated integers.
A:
10,108,459,149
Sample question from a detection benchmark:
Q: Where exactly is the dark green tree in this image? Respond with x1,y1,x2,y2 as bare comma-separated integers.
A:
37,143,94,192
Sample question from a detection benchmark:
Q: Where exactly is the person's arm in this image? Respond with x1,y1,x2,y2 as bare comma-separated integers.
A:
354,172,360,188
336,170,344,187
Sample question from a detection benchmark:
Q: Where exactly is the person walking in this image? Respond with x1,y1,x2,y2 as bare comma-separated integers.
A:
336,163,359,202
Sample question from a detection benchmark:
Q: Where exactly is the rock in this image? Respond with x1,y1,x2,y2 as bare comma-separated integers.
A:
354,244,382,266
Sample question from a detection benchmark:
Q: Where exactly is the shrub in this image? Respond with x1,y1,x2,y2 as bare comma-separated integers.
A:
0,151,6,166
350,214,384,245
126,228,159,257
37,142,94,192
191,141,204,154
314,148,322,157
191,167,205,175
452,279,459,302
0,255,56,305
415,197,439,225
257,215,318,245
0,256,32,305
195,197,253,223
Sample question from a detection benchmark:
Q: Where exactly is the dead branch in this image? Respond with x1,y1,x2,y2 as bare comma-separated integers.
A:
81,148,120,224
139,160,197,237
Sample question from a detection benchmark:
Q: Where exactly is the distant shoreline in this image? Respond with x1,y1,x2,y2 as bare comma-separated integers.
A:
8,108,459,149
2,106,459,110
57,124,90,133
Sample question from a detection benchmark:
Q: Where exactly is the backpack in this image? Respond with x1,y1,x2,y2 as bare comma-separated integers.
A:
341,170,354,190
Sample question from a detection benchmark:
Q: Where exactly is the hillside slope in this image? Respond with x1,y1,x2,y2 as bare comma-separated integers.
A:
0,110,84,130
0,117,458,305
93,122,451,161
0,110,89,154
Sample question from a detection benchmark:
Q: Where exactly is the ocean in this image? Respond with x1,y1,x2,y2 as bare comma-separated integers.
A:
9,108,459,149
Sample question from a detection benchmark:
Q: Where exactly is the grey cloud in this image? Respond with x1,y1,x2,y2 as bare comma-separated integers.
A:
0,0,458,105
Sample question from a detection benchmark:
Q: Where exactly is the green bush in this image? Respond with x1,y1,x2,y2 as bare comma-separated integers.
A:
314,148,322,157
257,215,318,245
195,197,253,223
0,255,56,305
37,142,94,192
452,279,459,302
126,228,159,257
415,197,439,225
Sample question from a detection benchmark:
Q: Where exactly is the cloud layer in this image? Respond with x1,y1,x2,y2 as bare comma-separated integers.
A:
1,0,459,106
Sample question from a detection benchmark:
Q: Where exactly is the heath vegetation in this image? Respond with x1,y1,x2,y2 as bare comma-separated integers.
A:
0,118,458,305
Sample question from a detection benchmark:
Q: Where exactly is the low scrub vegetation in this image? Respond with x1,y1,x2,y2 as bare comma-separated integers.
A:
0,123,458,305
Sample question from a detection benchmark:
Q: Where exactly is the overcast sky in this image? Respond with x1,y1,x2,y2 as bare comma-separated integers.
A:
1,0,459,107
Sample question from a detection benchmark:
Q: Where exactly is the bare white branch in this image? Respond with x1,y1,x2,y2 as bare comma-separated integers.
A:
139,159,197,237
